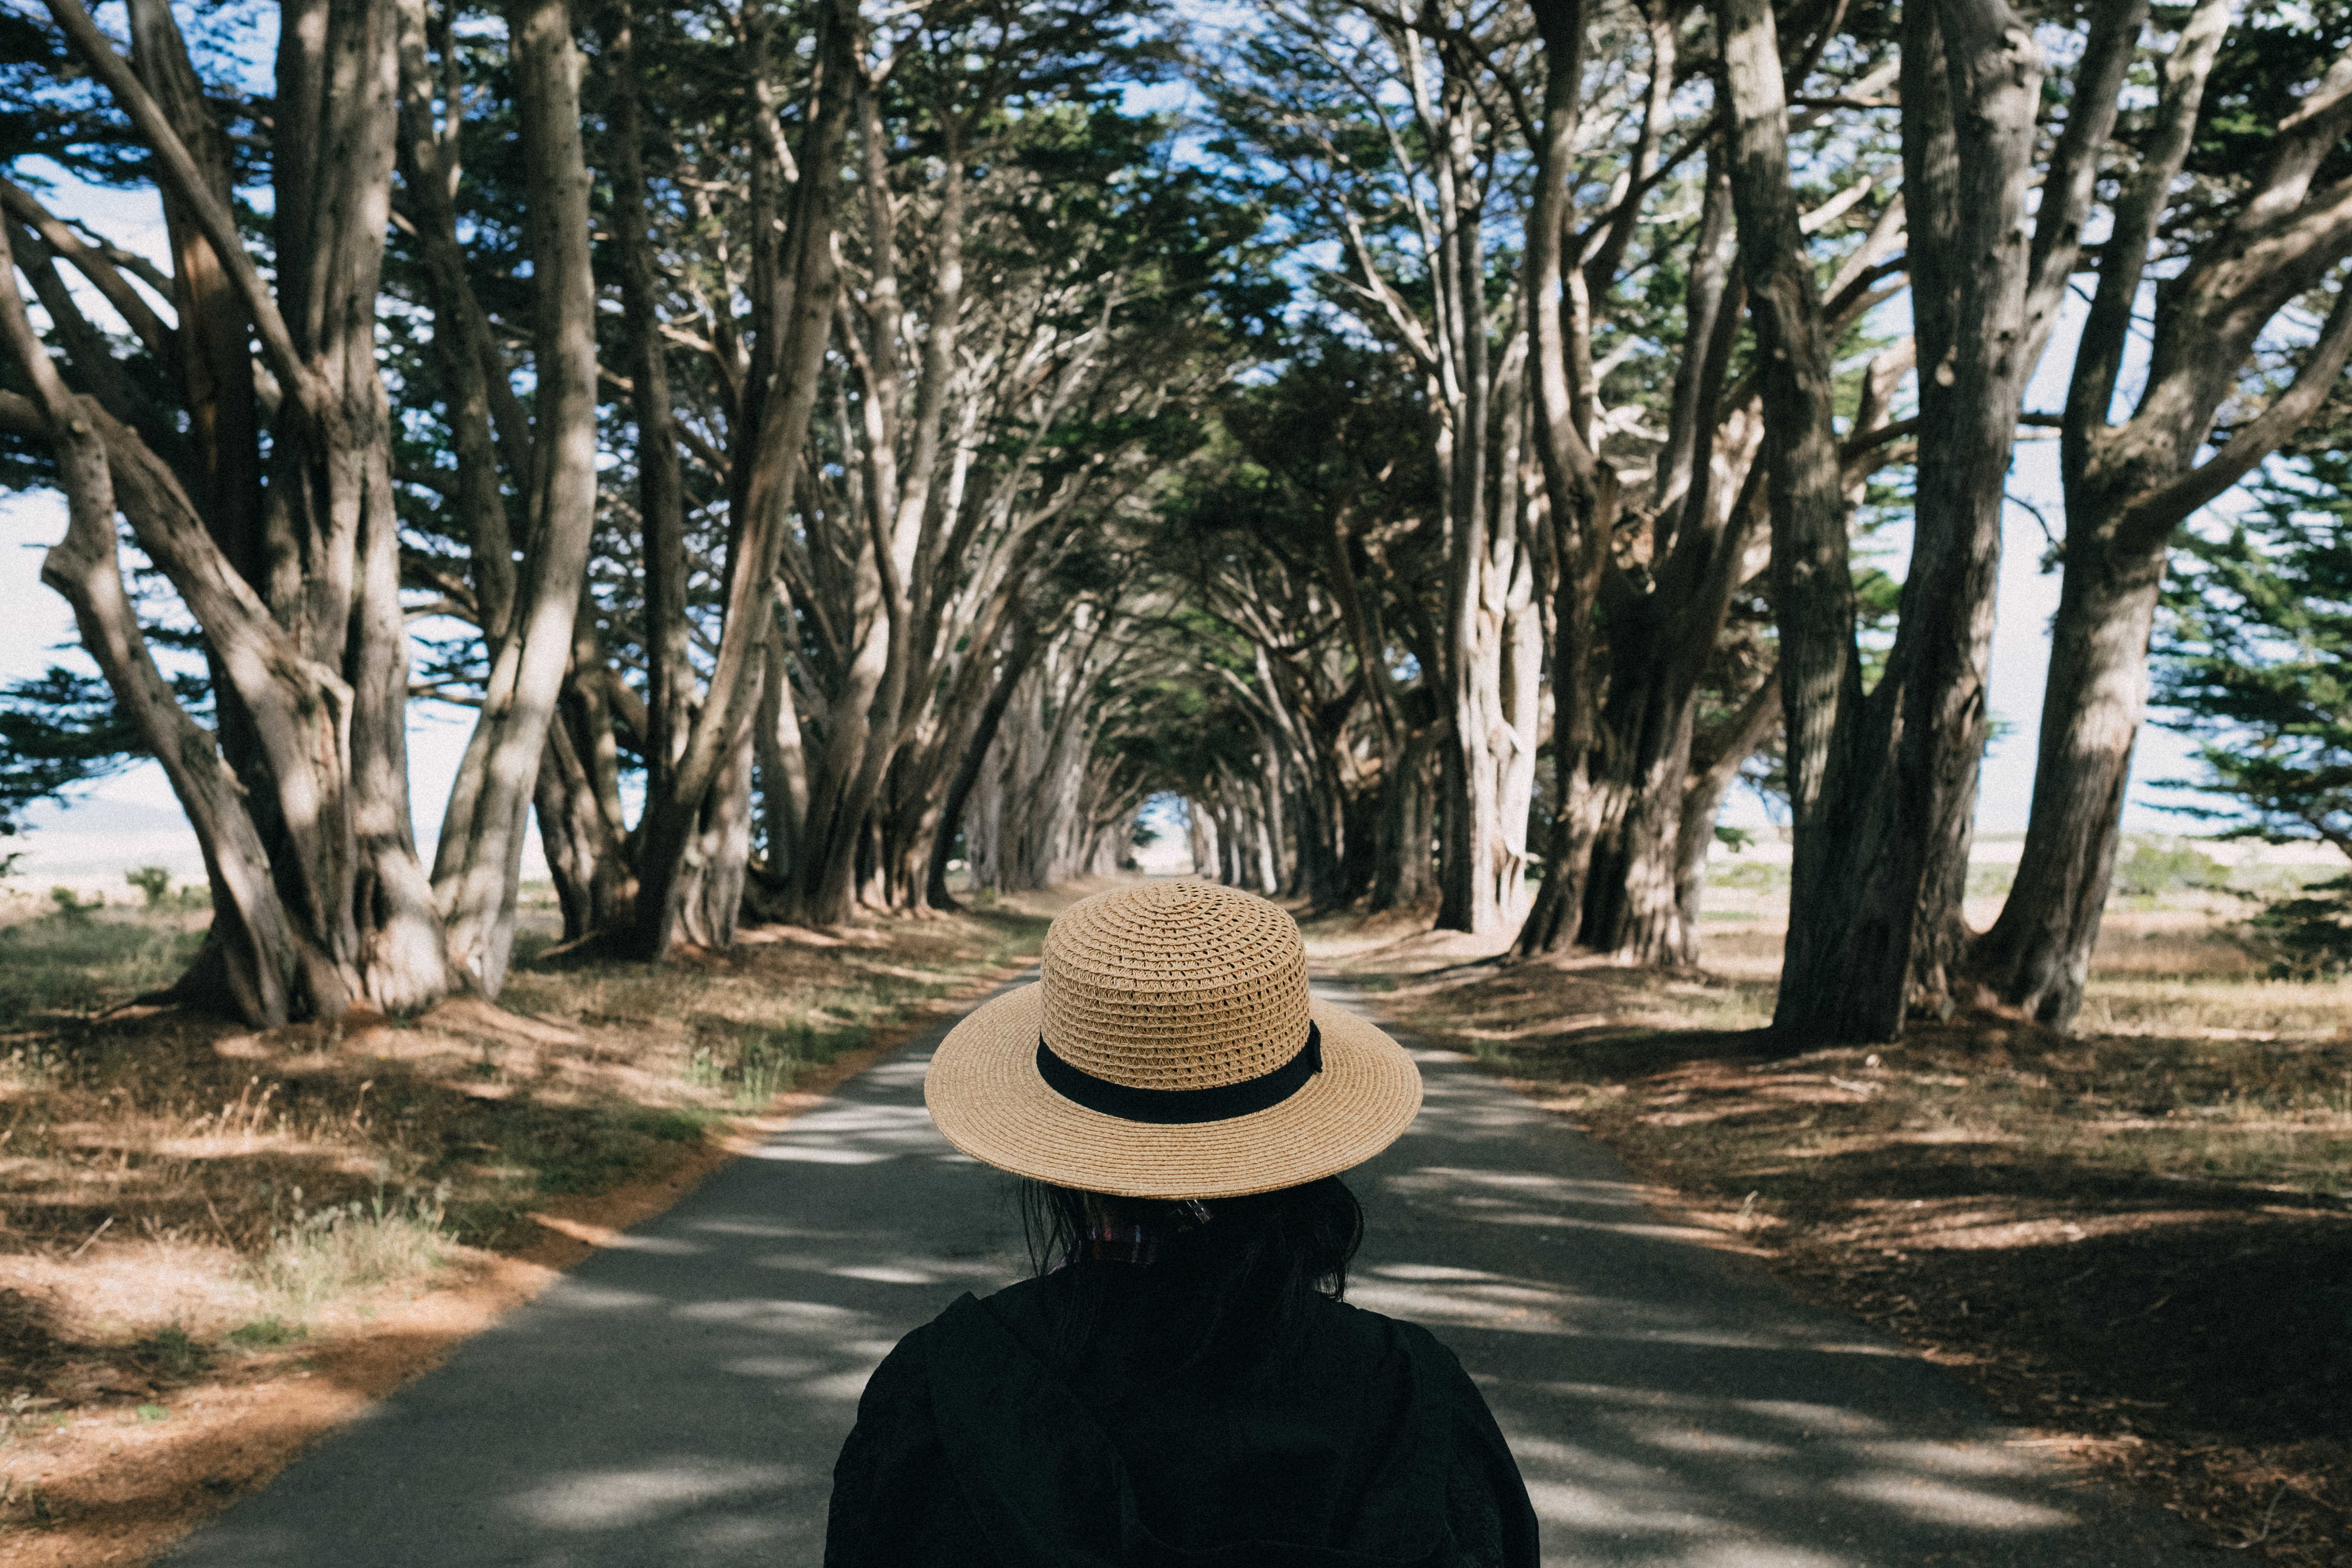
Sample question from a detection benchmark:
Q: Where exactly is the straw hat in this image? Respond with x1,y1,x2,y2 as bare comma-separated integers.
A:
925,881,1423,1199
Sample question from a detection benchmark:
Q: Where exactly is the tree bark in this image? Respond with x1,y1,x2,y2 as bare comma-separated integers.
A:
1717,0,1868,1035
1973,0,2352,1026
0,241,308,1026
629,0,855,956
428,0,602,995
607,0,693,804
1766,0,2045,1040
926,616,1043,910
41,0,450,1018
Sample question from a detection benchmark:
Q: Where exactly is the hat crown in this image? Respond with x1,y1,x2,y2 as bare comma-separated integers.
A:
1040,882,1313,1092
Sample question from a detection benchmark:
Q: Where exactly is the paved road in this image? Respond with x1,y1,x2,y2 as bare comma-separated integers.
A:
166,981,2201,1567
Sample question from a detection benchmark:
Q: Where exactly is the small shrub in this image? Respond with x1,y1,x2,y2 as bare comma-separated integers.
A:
123,866,172,908
253,1184,450,1320
227,1316,305,1348
1712,859,1787,892
2110,839,2229,897
46,887,94,923
640,1110,711,1142
2241,873,2352,979
137,1323,212,1380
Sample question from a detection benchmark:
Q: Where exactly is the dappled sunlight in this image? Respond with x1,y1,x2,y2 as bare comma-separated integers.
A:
504,1459,799,1531
167,995,2193,1567
1829,1473,2076,1531
164,1032,1030,1567
1314,983,2182,1564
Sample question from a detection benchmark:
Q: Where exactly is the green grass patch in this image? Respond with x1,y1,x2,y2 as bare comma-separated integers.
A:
135,1323,212,1381
0,914,208,1027
227,1316,305,1348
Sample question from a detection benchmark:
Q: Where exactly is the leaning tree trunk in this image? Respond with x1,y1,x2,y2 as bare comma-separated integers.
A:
926,618,1043,909
428,0,602,995
1969,523,2163,1024
629,0,855,957
1969,0,2352,1029
1514,0,1619,957
0,273,309,1027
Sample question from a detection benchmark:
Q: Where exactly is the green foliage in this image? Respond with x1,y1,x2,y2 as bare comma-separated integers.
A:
2242,874,2352,979
227,1316,306,1349
2110,839,2229,898
0,668,205,838
2155,441,2352,965
123,866,173,908
2156,448,2352,852
46,886,94,923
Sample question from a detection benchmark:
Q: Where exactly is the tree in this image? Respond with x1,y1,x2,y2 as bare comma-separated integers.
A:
1204,0,1545,936
1749,0,2136,1041
2153,440,2352,971
1972,0,2352,1028
394,0,606,997
4,0,449,1024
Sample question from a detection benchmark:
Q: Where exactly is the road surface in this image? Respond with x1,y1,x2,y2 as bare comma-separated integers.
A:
164,979,2199,1567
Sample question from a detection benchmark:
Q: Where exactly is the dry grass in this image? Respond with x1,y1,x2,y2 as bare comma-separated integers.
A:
0,887,1053,1544
1337,882,2352,1567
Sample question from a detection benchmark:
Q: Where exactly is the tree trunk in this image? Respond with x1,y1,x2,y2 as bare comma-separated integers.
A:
605,0,693,817
1969,0,2352,1027
1717,0,1868,1036
629,0,855,956
8,382,306,1023
1580,669,1701,962
429,0,602,995
1515,0,1617,957
1370,723,1438,911
1969,528,2162,1023
39,0,450,1019
1765,0,2044,1041
926,619,1042,910
755,623,812,893
675,724,756,948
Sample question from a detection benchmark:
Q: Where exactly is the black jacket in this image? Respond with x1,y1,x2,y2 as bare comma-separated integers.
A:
823,1266,1540,1566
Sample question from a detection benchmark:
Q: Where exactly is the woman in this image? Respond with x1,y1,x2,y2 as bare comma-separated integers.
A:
823,881,1541,1567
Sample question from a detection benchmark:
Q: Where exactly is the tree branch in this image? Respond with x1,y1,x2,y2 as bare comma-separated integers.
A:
40,0,327,418
0,176,176,363
2120,273,2352,544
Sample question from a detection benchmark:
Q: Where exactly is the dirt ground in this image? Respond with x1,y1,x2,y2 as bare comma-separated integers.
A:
1326,900,2352,1568
0,893,1064,1564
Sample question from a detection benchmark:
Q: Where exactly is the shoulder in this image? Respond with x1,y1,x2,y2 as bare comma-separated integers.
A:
1326,1294,1473,1383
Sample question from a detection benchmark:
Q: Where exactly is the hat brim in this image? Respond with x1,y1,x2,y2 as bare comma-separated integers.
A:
924,983,1423,1199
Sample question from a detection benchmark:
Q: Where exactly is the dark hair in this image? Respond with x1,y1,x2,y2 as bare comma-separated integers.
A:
1019,1176,1365,1377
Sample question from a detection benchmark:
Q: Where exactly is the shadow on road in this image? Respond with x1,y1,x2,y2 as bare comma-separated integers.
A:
165,986,2197,1567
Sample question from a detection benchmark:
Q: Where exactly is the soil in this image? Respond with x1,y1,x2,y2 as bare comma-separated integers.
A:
0,952,1034,1567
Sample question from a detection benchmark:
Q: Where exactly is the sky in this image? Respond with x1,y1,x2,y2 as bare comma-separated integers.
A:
0,87,2216,891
